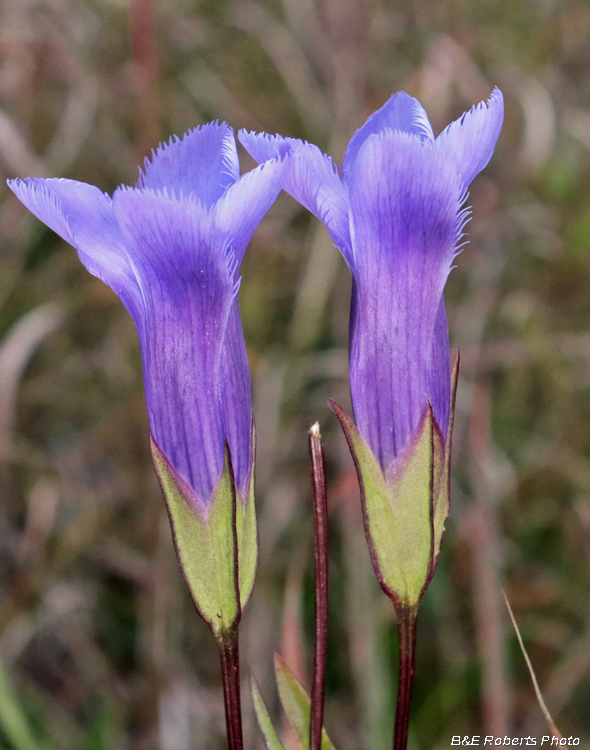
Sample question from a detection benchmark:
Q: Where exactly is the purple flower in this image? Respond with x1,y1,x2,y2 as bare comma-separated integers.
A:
9,123,290,508
240,90,503,473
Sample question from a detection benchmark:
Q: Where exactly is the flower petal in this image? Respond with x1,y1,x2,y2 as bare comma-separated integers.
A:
113,186,247,502
137,123,240,204
425,299,451,437
8,177,74,244
435,88,504,188
348,131,463,470
8,177,142,316
342,92,434,181
237,129,292,164
239,130,351,261
214,154,292,265
218,300,252,499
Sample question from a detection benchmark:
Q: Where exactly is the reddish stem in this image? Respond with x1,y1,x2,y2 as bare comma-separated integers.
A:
309,424,329,750
392,604,418,750
219,627,244,750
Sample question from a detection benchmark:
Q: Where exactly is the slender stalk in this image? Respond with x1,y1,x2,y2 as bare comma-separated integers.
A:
218,627,244,750
309,423,329,750
392,604,418,750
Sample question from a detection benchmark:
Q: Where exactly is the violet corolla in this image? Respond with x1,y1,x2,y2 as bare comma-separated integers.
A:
241,92,502,748
8,124,290,639
240,90,503,608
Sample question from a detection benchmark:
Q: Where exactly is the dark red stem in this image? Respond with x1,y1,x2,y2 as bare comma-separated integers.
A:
308,423,329,750
392,604,418,750
219,627,244,750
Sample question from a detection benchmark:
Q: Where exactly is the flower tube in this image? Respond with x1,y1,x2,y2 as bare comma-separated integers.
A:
9,123,290,637
241,90,502,750
240,90,503,609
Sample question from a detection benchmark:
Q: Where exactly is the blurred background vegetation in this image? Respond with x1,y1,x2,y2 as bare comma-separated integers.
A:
0,0,588,747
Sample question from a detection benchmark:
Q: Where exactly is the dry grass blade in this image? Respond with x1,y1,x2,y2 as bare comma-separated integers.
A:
231,0,330,133
0,302,65,461
0,108,48,178
501,587,563,740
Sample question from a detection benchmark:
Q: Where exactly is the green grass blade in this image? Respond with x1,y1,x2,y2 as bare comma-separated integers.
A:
250,673,286,750
274,655,336,750
0,661,40,750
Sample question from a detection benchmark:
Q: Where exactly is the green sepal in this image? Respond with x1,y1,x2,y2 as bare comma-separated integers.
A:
331,402,436,606
236,424,258,611
151,436,241,639
274,654,336,750
250,672,287,750
430,349,460,574
330,352,459,606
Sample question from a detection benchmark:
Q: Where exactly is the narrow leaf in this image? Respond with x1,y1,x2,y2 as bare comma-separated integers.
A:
0,660,41,750
274,655,336,750
250,673,286,750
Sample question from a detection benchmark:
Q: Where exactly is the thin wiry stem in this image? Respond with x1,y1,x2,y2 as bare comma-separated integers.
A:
219,626,244,750
502,587,563,740
392,604,418,750
309,423,329,750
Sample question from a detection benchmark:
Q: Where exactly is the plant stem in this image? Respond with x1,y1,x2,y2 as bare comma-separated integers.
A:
309,423,329,750
392,604,418,750
219,627,244,750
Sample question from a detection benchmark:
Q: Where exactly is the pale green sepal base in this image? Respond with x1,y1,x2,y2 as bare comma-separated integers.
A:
274,655,337,750
250,673,287,750
151,436,241,639
236,423,258,611
330,402,435,607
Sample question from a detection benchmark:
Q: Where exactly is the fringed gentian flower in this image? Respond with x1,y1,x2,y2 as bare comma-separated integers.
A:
240,89,502,604
240,92,503,746
8,124,290,642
